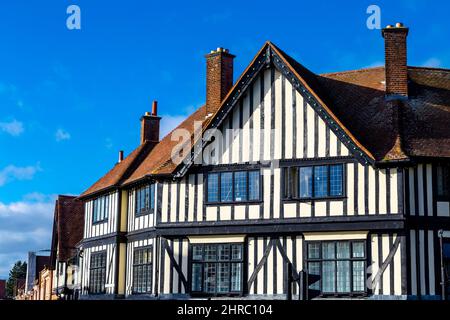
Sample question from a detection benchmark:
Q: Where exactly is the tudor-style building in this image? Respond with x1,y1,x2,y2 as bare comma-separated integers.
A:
77,23,450,300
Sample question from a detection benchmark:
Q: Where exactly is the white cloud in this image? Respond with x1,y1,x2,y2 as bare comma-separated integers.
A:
0,119,24,136
422,57,442,68
160,114,187,138
0,164,41,187
55,128,71,141
0,196,54,278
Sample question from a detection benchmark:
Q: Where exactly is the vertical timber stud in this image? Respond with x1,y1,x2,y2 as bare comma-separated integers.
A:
438,230,446,300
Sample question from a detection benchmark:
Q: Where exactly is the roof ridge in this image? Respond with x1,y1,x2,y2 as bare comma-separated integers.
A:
320,66,385,76
408,65,450,72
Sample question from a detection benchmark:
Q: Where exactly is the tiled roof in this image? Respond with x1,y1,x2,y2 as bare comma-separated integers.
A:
50,195,85,262
316,66,450,160
80,42,450,197
123,104,209,183
79,141,155,197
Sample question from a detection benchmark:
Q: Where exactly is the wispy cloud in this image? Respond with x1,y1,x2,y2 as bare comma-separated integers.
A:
422,57,442,68
363,61,384,69
160,114,188,138
55,128,71,141
105,138,113,149
0,164,41,187
0,195,55,278
0,119,24,136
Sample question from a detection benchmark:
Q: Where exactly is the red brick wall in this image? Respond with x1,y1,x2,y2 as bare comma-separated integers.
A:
205,49,235,115
382,27,409,97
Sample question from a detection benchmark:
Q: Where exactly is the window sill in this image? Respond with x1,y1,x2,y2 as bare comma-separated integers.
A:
190,292,243,298
135,210,154,217
205,200,262,206
283,196,346,202
92,219,108,225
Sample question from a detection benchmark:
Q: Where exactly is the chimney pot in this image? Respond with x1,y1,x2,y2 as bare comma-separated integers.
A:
152,100,158,116
118,150,124,163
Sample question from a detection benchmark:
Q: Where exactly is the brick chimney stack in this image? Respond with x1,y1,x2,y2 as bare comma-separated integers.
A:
382,22,409,99
140,100,161,145
205,47,235,115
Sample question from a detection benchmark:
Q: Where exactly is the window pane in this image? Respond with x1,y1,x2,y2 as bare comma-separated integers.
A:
204,263,216,293
192,245,203,261
314,166,328,197
231,245,242,260
234,171,247,202
217,263,230,293
218,245,230,261
221,172,233,202
437,165,450,197
249,171,260,201
337,261,350,293
337,242,350,259
443,243,450,258
308,243,320,259
299,167,313,198
231,263,242,291
330,164,343,196
150,184,155,209
207,174,219,202
322,242,335,259
192,263,202,292
204,245,217,261
291,167,299,198
352,261,365,292
322,261,336,293
308,262,320,290
352,242,365,258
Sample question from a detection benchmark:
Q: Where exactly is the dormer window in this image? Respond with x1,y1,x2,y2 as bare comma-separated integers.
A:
135,184,155,216
437,164,450,201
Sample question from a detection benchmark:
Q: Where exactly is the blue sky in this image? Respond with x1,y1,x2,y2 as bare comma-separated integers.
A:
0,0,449,278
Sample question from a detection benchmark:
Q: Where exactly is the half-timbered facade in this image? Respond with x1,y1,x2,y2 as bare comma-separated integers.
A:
77,23,450,300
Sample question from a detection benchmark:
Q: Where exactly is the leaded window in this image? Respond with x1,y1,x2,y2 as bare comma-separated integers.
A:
89,252,106,294
207,171,261,203
132,246,152,294
92,196,109,223
283,164,344,199
135,184,155,215
191,243,243,295
306,240,366,295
